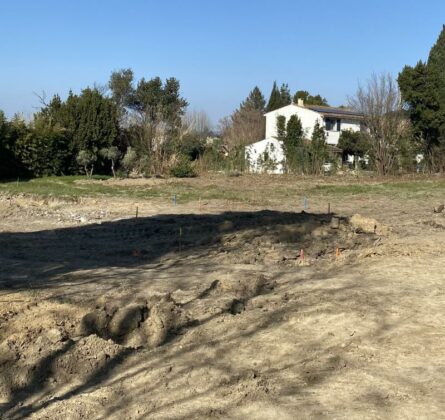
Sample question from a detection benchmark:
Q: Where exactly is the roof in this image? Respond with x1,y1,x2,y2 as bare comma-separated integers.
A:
305,105,363,119
264,103,363,120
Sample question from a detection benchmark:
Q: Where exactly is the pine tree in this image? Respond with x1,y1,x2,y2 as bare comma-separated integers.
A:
240,86,265,112
427,24,445,108
279,83,292,106
229,87,266,147
398,25,445,170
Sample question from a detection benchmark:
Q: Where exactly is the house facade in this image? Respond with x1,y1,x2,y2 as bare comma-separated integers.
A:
245,99,363,173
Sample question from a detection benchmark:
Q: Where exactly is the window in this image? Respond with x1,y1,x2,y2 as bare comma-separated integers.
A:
336,119,341,131
325,118,335,131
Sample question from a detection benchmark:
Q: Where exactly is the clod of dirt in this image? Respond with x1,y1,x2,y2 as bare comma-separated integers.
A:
349,214,388,235
229,299,246,315
108,304,148,341
434,204,445,213
330,217,340,229
46,328,68,344
311,226,330,238
77,309,109,337
142,295,185,348
218,274,272,300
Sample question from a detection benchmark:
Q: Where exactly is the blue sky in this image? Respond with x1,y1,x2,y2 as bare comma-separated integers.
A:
1,0,444,126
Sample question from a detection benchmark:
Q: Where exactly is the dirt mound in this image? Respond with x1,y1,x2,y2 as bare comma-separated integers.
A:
52,335,124,383
217,274,271,299
78,294,187,349
349,214,389,236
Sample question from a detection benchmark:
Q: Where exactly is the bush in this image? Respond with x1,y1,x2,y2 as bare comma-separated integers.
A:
169,156,197,178
121,147,137,176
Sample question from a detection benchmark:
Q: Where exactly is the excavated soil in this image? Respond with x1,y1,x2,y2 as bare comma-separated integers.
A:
1,181,445,419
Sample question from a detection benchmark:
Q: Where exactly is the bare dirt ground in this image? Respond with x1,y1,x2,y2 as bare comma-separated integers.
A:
1,175,445,419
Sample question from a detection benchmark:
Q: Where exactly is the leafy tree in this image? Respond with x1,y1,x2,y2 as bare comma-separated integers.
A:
338,130,369,167
308,121,328,174
293,90,329,106
76,150,97,177
108,70,188,174
100,146,121,177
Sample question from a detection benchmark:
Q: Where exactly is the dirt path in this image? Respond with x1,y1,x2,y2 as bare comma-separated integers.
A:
1,180,445,419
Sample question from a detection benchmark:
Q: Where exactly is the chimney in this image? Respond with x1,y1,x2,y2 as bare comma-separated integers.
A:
297,98,304,107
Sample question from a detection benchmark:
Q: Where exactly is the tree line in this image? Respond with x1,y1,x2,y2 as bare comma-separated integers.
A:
2,25,445,179
0,70,212,179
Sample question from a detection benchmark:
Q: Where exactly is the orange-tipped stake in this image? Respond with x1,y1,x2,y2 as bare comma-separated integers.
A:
336,246,340,258
300,248,304,262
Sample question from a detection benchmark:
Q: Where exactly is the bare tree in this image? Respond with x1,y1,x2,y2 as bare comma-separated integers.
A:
181,110,211,137
349,73,408,175
220,109,265,151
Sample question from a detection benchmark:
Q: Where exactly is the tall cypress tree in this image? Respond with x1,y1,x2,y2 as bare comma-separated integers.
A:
309,121,328,174
276,115,286,141
266,81,282,112
283,115,304,173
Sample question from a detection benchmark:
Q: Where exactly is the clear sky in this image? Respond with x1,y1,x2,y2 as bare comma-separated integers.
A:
1,0,444,126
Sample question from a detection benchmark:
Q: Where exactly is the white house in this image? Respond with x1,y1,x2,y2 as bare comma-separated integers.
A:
245,99,364,173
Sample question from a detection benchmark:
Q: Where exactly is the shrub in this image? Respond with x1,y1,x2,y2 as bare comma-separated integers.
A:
121,147,137,176
169,156,197,178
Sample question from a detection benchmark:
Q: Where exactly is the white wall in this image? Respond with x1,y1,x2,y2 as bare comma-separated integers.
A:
340,119,361,132
265,105,362,146
265,104,322,140
245,138,285,174
325,131,340,145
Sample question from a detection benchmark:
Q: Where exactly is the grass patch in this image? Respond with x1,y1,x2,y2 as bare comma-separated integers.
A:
2,175,445,204
0,176,243,203
310,179,445,198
